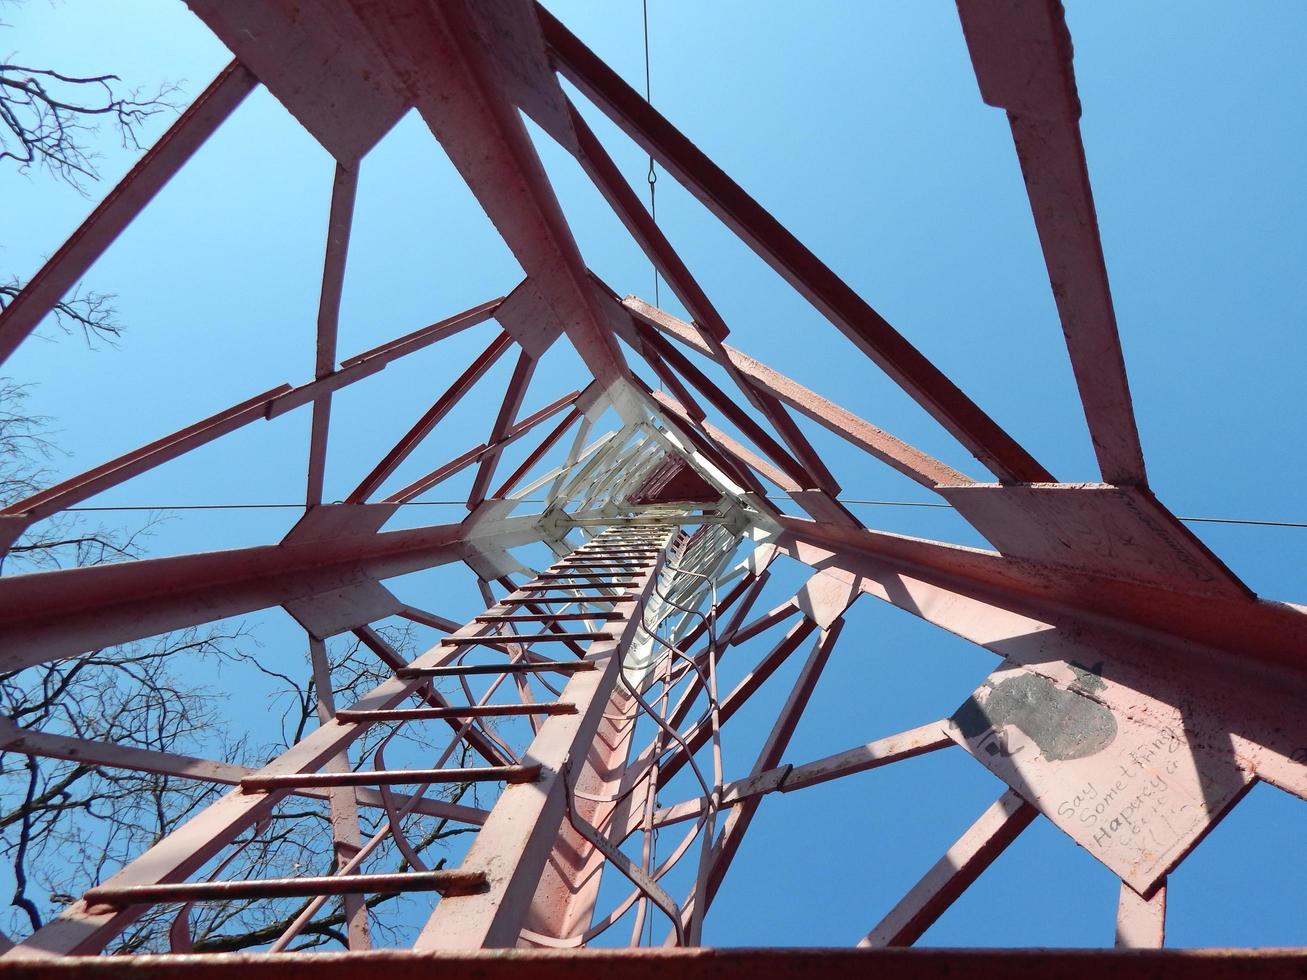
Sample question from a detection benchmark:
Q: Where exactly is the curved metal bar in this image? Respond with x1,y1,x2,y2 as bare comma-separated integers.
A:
168,816,273,953
374,729,431,873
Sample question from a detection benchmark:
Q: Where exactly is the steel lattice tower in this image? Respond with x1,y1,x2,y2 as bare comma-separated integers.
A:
0,2,1303,977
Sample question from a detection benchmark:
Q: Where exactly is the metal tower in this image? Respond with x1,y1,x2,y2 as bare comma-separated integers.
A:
0,1,1302,976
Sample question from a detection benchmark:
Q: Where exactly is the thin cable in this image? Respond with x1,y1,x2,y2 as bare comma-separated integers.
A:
642,0,660,309
61,500,548,512
48,498,1307,528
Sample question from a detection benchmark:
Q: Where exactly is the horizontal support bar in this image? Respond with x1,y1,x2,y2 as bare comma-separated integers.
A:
83,869,486,909
395,660,595,678
441,633,610,644
335,703,576,722
240,765,542,791
476,613,626,623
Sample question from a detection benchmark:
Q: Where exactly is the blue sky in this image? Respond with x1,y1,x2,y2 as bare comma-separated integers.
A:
3,0,1307,949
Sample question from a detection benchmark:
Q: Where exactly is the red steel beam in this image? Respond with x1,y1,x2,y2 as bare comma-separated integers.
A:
957,0,1145,485
539,6,1052,483
348,330,516,503
567,103,842,496
0,296,504,529
0,511,547,669
467,350,538,510
0,947,1305,979
306,162,360,506
0,61,259,368
858,789,1038,947
388,389,581,504
627,298,972,490
0,717,487,825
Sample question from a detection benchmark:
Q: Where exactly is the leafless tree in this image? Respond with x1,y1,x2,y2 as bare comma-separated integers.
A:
0,379,478,950
0,48,176,190
0,17,479,950
0,281,120,348
2,1,178,346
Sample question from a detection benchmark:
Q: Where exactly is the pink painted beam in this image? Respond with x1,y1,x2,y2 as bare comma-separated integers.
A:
655,617,818,789
305,162,360,506
567,103,841,496
0,512,548,669
0,61,259,367
1,578,582,957
626,375,768,498
859,789,1037,947
302,0,634,399
650,721,953,830
348,330,516,503
957,0,1145,486
0,947,1302,977
305,632,369,948
772,515,1307,678
413,536,673,949
1117,880,1166,949
521,688,640,944
628,298,972,489
698,622,847,918
540,7,1052,483
651,390,797,494
0,719,488,822
387,389,580,504
636,321,820,493
0,296,504,528
490,407,582,500
467,349,538,510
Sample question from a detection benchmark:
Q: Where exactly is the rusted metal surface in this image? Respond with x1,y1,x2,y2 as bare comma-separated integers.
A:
7,947,1307,980
948,659,1251,892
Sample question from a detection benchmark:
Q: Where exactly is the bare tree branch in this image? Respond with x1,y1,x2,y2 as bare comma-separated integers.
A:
0,58,176,190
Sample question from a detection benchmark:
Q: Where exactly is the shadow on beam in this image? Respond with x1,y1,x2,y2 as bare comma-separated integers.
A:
4,947,1306,979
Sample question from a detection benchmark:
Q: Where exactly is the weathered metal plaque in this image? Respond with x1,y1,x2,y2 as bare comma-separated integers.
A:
947,658,1251,892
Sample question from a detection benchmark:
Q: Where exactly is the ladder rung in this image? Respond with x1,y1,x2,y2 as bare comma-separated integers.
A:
241,764,541,791
520,584,635,592
336,702,576,722
575,548,659,554
568,556,653,562
83,869,486,908
575,546,659,552
557,562,647,569
442,632,610,644
478,612,625,623
502,596,635,606
534,571,642,579
396,659,597,677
